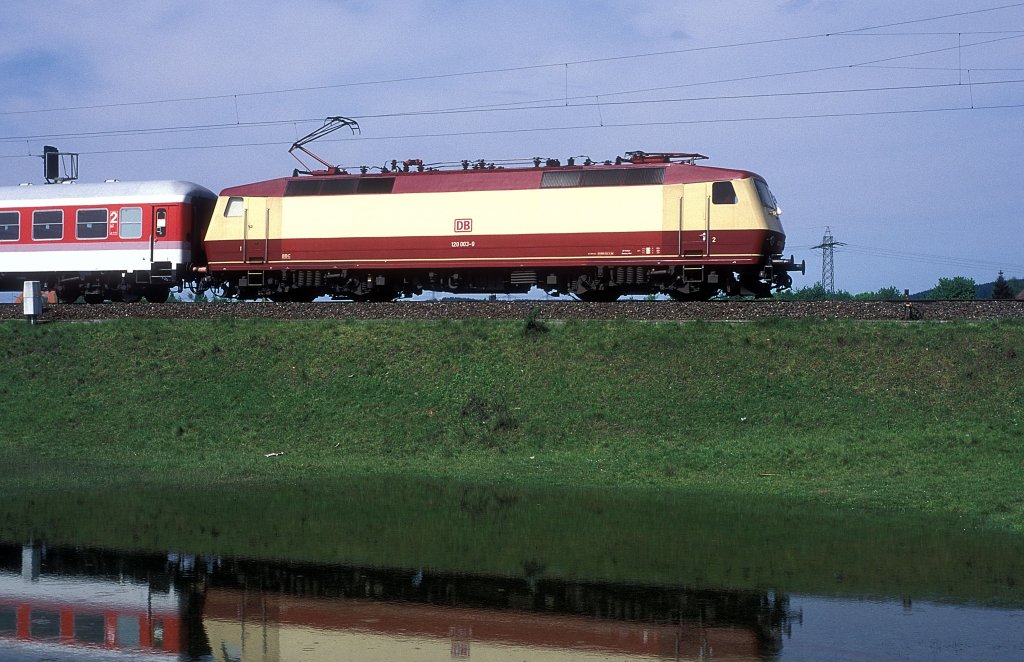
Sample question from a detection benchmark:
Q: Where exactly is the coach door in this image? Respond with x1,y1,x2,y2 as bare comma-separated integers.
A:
148,207,167,264
679,183,711,257
242,197,269,263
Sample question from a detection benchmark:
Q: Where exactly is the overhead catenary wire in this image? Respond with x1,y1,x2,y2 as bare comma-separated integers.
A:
2,76,1022,146
0,3,1021,118
3,101,1022,160
838,243,1024,273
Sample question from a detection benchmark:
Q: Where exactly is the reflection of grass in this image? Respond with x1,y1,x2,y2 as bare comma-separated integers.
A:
0,477,1022,607
0,318,1023,534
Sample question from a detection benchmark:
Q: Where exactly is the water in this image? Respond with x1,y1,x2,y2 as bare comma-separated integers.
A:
0,478,1021,660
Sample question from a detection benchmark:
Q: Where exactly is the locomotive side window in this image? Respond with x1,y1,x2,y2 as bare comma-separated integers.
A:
540,171,583,188
224,197,244,217
357,177,395,194
712,181,737,205
32,210,63,240
76,208,108,239
120,207,143,239
582,170,624,187
285,180,323,196
0,211,18,241
624,168,666,185
541,168,665,189
318,179,358,195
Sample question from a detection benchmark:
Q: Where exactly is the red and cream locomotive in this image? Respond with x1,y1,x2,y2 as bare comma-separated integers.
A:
200,150,802,301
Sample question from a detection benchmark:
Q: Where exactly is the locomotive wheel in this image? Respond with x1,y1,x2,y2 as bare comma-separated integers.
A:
83,291,105,304
578,288,620,302
352,287,398,302
269,288,317,303
668,286,716,302
739,275,773,299
144,285,170,303
121,290,141,304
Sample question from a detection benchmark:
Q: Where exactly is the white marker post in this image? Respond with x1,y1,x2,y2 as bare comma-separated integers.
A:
23,281,42,325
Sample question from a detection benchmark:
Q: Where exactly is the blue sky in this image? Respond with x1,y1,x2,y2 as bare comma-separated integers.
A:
1,0,1022,294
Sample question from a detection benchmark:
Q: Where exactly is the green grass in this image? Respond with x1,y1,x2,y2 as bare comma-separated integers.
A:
1,317,1022,528
2,316,1024,603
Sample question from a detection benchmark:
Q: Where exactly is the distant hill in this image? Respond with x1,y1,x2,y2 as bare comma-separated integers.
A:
912,277,1023,300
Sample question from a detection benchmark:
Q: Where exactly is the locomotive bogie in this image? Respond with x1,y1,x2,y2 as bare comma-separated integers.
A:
0,180,216,302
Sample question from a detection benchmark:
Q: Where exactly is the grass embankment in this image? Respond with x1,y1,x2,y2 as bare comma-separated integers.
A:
3,316,1024,602
1,317,1022,527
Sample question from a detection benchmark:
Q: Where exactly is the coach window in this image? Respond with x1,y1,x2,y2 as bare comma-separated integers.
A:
0,211,18,241
712,181,737,205
120,207,143,239
77,208,108,240
156,208,167,237
32,210,63,240
224,197,244,217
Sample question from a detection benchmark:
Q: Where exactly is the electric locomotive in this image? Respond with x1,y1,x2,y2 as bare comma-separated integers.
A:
200,151,803,301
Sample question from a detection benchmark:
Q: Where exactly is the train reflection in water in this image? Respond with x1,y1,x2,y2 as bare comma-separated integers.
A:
0,541,793,661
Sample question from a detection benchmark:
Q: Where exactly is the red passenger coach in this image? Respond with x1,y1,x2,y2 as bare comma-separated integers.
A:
0,180,216,303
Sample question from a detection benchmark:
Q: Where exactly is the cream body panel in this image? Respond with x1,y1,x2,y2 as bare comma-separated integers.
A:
278,187,664,240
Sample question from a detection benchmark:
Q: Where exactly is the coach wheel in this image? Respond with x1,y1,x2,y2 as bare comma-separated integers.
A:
144,285,170,304
83,291,105,305
57,286,81,304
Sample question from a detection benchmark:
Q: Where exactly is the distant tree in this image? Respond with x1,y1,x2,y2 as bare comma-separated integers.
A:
774,283,853,301
992,271,1014,300
928,276,977,300
854,286,902,300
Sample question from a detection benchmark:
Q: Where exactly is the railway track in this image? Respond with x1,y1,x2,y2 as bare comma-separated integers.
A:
4,299,1024,322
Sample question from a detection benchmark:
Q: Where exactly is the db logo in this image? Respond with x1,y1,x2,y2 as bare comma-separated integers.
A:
454,218,473,233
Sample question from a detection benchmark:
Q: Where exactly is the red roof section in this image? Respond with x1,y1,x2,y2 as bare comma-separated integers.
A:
219,161,760,197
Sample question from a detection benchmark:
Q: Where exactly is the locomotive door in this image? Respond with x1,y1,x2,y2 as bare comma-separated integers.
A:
242,197,269,263
679,184,711,257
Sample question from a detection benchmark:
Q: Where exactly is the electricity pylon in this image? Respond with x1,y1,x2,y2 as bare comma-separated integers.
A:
811,227,846,294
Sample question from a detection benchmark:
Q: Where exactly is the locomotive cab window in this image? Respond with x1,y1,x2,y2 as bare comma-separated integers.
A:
32,210,63,240
754,178,779,212
224,197,244,217
0,211,18,241
120,207,143,239
712,181,737,205
76,208,108,239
